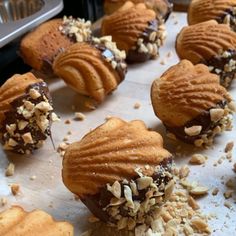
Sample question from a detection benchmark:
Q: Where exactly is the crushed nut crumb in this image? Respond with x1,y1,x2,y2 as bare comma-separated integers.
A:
74,112,86,121
11,184,20,195
5,163,15,177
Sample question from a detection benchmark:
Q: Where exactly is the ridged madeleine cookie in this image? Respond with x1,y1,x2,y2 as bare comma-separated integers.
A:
53,36,127,103
176,20,236,87
104,0,172,22
188,0,236,31
62,117,174,229
20,16,91,73
0,72,57,154
0,206,73,235
151,60,235,147
101,1,166,63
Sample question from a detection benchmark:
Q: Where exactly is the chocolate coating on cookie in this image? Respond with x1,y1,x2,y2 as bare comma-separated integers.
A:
1,82,53,154
205,49,236,88
81,158,173,226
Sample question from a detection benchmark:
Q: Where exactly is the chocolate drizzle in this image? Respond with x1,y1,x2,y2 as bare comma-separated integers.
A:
81,158,173,225
205,49,236,88
165,101,227,144
0,82,53,154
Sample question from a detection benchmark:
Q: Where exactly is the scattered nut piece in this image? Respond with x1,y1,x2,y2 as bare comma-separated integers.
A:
5,163,15,177
84,101,96,110
234,163,236,173
224,201,232,209
11,184,20,195
212,188,219,196
188,196,200,210
189,154,206,165
179,165,190,179
51,112,60,122
190,186,208,196
191,218,210,233
74,112,86,121
225,141,234,153
224,190,233,199
30,175,37,181
226,179,234,188
133,102,141,109
88,215,100,223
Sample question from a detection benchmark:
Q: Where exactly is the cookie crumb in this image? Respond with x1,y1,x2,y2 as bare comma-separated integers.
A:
189,154,206,165
5,163,15,177
133,102,141,109
11,184,20,195
160,59,166,65
74,112,86,121
64,119,71,124
166,51,173,58
233,163,236,173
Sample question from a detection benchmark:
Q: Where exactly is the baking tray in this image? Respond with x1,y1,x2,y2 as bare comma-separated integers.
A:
0,12,236,235
0,0,63,48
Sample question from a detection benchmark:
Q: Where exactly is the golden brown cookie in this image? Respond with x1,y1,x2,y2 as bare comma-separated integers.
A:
104,0,172,21
20,16,92,73
101,1,166,63
176,20,236,87
53,36,127,103
62,117,173,229
0,206,73,235
188,0,236,31
0,72,56,154
151,60,235,147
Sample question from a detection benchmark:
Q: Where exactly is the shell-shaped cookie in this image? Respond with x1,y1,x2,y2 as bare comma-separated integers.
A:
188,0,236,25
104,0,172,21
20,19,74,72
151,60,231,127
62,117,172,197
101,2,156,53
0,206,73,236
176,20,236,64
53,42,126,103
0,73,40,125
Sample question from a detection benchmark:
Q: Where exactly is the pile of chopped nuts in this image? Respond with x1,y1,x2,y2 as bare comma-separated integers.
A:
59,16,92,42
104,166,174,231
82,165,211,236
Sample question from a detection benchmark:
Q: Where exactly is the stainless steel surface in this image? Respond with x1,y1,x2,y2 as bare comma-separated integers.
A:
0,0,63,48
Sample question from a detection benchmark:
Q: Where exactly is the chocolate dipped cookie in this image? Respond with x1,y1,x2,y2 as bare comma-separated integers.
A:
188,0,236,32
62,117,174,230
101,1,166,63
104,0,172,22
0,72,56,154
151,60,235,147
176,20,236,88
53,36,127,103
20,16,92,73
